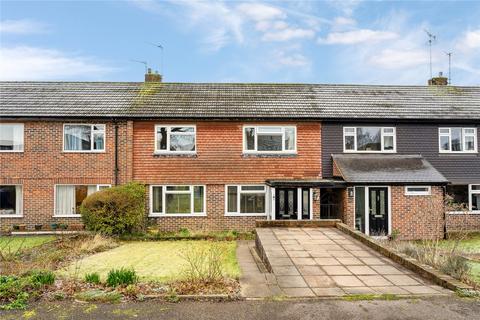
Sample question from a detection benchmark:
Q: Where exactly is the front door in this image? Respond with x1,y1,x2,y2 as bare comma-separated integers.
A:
368,187,389,236
275,188,298,220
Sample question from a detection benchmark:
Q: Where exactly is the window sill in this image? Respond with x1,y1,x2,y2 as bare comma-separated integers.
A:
438,152,478,155
53,215,82,218
0,215,23,218
225,213,267,217
62,151,106,154
343,151,396,154
0,150,24,153
242,153,297,158
447,211,480,215
153,152,197,158
149,213,207,218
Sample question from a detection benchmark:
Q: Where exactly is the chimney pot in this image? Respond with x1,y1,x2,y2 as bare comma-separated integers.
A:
428,71,448,86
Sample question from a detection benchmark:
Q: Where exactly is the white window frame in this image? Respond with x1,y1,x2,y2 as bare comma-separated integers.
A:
0,123,24,152
405,186,431,196
343,127,396,153
63,124,106,153
149,185,206,217
469,184,480,212
243,125,297,154
53,184,111,217
154,125,196,154
438,128,477,153
225,185,267,216
0,184,23,218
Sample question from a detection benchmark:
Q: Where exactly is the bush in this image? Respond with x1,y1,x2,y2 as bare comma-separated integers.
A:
106,268,138,287
85,272,101,284
440,255,471,280
179,243,225,283
80,183,146,235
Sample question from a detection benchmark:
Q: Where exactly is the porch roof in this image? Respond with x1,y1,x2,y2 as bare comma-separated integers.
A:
332,154,449,184
265,178,347,188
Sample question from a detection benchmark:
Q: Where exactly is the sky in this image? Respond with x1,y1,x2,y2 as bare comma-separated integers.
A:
0,0,479,85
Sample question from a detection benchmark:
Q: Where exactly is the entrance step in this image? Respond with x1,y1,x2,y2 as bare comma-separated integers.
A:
256,219,341,228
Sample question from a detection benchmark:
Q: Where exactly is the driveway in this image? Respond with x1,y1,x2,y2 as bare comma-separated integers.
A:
251,227,451,297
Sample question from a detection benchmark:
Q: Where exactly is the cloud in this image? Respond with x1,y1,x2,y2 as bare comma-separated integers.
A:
368,49,428,69
332,16,356,28
0,46,114,80
263,27,315,42
0,19,49,34
273,50,310,67
236,3,285,21
319,29,398,44
458,29,480,49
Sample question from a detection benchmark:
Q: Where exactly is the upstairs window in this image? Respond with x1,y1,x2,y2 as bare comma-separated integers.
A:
64,124,105,152
155,125,196,154
439,128,477,153
0,123,24,152
243,126,296,153
344,127,395,152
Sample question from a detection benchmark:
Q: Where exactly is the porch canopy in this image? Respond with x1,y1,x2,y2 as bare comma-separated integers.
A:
265,178,347,188
332,154,449,184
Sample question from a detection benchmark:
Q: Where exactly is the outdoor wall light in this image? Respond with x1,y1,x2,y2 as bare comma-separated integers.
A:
348,187,354,198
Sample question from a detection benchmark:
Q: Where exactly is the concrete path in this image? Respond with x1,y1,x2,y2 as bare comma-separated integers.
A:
255,227,452,298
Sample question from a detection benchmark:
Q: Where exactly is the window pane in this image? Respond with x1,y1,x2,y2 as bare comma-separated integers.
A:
440,136,450,151
193,186,204,213
55,185,75,215
227,186,238,212
472,193,480,211
93,133,104,150
344,128,355,134
465,136,475,151
356,127,381,151
0,124,24,151
344,135,355,150
257,126,282,133
245,128,255,150
241,186,265,191
464,128,475,135
93,125,105,131
240,193,265,213
166,193,191,214
166,186,190,191
152,186,163,213
383,128,394,134
75,185,89,214
0,186,16,214
355,187,365,232
285,128,295,150
472,185,480,191
451,128,462,151
98,185,110,191
171,127,194,133
157,127,167,150
383,136,394,150
64,125,91,151
446,185,469,210
170,134,195,151
302,189,309,219
257,134,282,151
439,128,450,134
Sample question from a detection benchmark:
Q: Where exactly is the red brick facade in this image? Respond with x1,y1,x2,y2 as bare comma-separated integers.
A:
446,213,480,233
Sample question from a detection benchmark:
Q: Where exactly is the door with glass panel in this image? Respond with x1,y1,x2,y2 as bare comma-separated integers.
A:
368,187,389,236
275,188,298,220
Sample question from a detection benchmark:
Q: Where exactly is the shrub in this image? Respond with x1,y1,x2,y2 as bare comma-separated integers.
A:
85,272,101,284
80,183,146,235
106,268,138,287
440,255,471,280
179,243,225,283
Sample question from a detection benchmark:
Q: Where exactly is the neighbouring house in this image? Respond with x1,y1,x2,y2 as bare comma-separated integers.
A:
1,73,479,239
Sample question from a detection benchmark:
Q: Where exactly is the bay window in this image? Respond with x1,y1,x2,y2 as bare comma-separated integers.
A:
64,124,105,152
226,185,266,215
54,184,110,216
0,185,23,217
155,125,196,153
0,123,24,152
439,128,477,153
343,127,395,152
243,126,296,153
150,185,205,216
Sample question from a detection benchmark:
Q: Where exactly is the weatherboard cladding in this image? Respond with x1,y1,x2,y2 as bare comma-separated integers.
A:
1,82,480,119
322,122,480,184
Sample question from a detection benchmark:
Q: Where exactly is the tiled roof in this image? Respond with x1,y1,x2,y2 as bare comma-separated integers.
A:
332,154,449,184
1,81,479,119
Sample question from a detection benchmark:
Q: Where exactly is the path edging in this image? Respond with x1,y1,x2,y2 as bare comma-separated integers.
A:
336,222,473,292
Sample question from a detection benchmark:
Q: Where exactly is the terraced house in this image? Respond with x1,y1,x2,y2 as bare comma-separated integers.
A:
1,74,479,239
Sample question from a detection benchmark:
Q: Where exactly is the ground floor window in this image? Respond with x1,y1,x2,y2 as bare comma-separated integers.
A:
150,185,205,216
0,185,23,216
405,186,431,196
55,184,110,216
226,185,266,215
446,184,480,212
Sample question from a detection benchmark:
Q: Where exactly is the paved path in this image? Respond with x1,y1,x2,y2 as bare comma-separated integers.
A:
1,297,479,320
255,227,452,297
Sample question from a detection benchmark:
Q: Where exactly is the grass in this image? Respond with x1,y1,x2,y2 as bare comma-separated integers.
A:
60,240,240,282
343,294,400,301
0,236,55,253
441,233,480,253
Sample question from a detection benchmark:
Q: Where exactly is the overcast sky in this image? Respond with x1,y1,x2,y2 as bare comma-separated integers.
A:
1,0,479,85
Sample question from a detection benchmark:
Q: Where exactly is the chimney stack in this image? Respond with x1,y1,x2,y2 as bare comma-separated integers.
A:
145,68,162,83
428,71,448,86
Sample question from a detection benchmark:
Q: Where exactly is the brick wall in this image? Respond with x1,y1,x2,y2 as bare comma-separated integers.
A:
132,121,322,184
0,120,131,231
341,185,444,240
446,213,480,233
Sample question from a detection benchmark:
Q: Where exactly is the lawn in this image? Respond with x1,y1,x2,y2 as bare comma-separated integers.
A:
439,233,480,254
60,240,240,282
0,236,55,253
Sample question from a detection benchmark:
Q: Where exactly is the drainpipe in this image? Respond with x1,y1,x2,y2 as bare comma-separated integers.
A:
113,119,119,186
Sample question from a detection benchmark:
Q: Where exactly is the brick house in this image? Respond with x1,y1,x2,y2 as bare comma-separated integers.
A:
1,78,479,239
